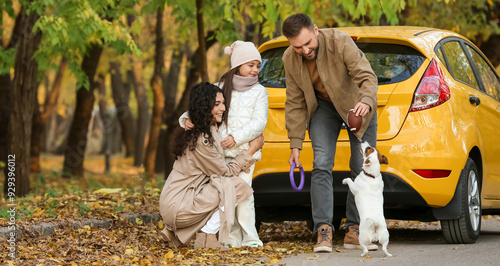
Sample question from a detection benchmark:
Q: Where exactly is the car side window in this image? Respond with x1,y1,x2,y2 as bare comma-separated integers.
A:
435,47,447,67
465,44,500,101
442,41,479,88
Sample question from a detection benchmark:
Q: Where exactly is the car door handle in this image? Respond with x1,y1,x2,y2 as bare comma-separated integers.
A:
469,96,481,106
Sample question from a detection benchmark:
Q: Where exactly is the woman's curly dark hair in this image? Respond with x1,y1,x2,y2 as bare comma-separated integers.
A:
173,82,226,158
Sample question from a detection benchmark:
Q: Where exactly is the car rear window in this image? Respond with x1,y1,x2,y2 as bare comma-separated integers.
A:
259,43,425,87
259,47,288,88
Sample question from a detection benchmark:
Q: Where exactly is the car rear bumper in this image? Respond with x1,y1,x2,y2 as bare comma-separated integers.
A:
253,171,428,207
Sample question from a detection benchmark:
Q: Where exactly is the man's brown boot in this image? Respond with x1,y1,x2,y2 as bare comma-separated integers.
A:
313,224,333,253
343,225,378,250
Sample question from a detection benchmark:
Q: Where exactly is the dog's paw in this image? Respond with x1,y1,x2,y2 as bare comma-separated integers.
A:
342,178,350,185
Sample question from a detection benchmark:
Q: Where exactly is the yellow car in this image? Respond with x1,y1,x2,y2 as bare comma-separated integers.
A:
253,26,500,244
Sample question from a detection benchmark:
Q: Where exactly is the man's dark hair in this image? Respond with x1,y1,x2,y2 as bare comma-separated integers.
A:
282,13,314,38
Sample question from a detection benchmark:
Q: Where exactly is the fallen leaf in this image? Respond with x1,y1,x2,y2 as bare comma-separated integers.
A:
268,258,282,263
93,188,122,194
165,250,174,259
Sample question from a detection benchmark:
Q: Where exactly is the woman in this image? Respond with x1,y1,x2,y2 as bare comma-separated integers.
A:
180,40,268,247
159,82,264,250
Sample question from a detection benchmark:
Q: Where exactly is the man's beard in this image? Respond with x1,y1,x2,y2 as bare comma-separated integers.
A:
302,43,319,60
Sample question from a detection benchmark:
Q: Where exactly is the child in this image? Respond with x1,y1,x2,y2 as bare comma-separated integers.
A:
180,41,269,248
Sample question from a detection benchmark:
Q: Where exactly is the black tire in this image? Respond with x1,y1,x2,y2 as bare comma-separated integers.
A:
440,158,481,244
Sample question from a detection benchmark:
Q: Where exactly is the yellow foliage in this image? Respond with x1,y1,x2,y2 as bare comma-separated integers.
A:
125,248,134,255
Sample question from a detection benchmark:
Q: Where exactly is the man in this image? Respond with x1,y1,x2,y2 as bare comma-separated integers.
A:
281,13,379,253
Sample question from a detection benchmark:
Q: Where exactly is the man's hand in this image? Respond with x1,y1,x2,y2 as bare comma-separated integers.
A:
289,148,302,168
221,135,236,148
353,102,370,117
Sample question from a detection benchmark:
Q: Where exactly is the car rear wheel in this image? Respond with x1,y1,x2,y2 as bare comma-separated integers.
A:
440,158,481,244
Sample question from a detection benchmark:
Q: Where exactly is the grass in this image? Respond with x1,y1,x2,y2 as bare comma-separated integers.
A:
0,153,164,223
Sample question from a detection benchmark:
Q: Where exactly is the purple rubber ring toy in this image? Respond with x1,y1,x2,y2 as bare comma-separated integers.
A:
290,162,305,191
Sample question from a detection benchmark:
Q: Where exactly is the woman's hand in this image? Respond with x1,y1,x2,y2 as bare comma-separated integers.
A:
247,134,264,155
221,135,236,148
184,118,194,130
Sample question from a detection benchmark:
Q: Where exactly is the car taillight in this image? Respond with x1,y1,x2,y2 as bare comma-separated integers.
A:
410,59,450,112
413,169,452,178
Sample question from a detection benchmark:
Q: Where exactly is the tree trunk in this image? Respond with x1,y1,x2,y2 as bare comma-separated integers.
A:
62,44,103,177
196,0,208,82
30,56,67,172
30,97,43,173
0,74,12,169
110,61,135,157
3,5,42,197
164,35,217,178
128,63,150,167
42,57,67,124
0,7,24,169
97,74,112,173
145,8,165,178
155,47,185,173
127,14,150,167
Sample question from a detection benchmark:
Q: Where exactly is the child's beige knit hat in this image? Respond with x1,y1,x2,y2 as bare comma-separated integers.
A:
224,41,262,70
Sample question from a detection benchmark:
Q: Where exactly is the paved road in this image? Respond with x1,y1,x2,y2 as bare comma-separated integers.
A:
282,216,500,266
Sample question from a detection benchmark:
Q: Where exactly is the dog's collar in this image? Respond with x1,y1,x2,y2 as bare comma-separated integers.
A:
363,170,376,179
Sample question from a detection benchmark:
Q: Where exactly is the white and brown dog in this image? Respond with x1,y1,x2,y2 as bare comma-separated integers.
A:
342,141,392,257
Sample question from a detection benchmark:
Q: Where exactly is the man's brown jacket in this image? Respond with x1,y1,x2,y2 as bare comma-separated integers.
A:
283,28,378,149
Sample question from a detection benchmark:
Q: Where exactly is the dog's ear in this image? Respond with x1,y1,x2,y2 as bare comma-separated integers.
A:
364,158,371,165
379,154,389,165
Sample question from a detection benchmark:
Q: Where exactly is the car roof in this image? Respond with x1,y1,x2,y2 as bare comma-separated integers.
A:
258,26,465,57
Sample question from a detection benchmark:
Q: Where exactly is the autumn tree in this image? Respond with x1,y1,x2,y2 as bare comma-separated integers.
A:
2,0,43,197
145,3,166,178
3,0,140,181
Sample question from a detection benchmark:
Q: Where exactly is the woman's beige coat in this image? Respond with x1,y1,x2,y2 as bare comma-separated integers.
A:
159,126,254,244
